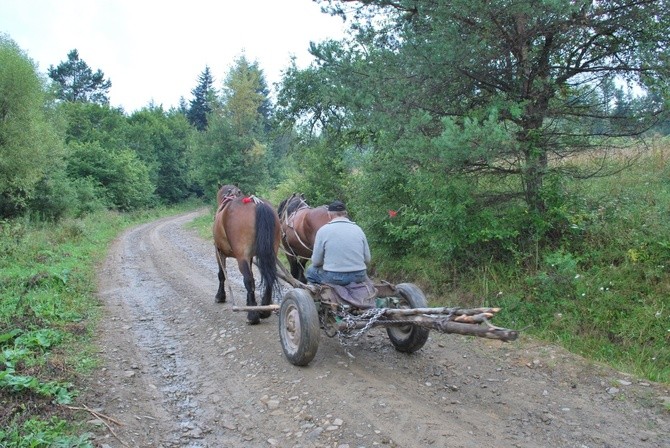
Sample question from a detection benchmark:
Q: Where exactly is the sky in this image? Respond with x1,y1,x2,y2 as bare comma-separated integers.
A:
0,0,349,112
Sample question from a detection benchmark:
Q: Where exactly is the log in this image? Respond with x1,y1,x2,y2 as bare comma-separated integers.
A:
353,307,501,317
452,313,495,323
336,315,518,342
433,320,518,342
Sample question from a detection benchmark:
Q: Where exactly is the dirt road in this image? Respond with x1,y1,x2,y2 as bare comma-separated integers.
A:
85,209,669,447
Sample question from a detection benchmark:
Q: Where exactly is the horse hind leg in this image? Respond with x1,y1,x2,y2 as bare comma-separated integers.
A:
258,268,273,320
239,259,260,324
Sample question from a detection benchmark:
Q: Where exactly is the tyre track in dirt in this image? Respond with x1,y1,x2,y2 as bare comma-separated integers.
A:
84,209,670,448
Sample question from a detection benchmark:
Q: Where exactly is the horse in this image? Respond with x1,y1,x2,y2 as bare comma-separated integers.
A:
277,193,331,283
213,184,281,324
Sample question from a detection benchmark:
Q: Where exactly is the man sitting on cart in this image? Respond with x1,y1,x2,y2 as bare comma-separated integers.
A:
305,200,371,286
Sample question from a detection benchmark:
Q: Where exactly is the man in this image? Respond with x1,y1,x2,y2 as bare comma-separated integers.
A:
305,200,371,285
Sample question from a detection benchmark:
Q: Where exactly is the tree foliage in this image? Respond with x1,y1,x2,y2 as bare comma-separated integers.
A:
0,35,65,218
221,55,272,135
60,102,156,210
48,49,111,104
126,106,193,204
66,141,154,211
1,37,198,218
61,101,127,148
279,0,670,260
189,57,275,196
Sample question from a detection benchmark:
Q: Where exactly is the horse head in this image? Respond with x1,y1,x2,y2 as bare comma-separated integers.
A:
280,193,309,220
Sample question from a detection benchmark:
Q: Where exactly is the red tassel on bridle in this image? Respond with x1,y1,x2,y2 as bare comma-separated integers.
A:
242,197,253,204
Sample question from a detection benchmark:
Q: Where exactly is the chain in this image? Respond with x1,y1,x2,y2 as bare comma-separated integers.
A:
336,307,387,346
325,303,458,356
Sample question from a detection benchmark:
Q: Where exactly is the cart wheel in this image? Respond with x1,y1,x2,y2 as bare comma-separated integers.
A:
386,283,430,353
279,288,320,366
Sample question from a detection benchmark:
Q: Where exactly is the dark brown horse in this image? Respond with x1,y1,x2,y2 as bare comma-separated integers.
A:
213,185,281,324
277,193,331,283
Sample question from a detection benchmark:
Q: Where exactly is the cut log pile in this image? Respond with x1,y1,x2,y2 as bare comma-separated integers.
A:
342,306,519,342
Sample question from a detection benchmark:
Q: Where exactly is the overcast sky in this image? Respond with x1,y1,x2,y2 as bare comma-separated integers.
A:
1,0,348,112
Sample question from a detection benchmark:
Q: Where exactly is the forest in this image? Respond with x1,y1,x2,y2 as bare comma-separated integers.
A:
1,0,670,445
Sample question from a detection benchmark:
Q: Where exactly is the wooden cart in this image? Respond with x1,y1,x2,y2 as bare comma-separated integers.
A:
233,279,518,367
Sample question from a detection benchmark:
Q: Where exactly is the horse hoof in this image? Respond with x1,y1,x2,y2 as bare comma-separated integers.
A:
259,310,272,319
215,296,226,303
247,311,260,325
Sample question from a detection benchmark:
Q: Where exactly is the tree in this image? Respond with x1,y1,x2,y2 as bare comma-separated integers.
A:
0,35,65,218
187,66,215,131
59,101,156,210
48,49,111,104
221,56,272,136
282,0,670,247
66,141,154,211
60,101,128,148
126,106,192,204
220,56,274,190
188,114,246,197
189,57,275,196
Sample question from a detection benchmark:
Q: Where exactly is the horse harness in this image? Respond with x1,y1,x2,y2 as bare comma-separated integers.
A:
279,197,314,261
218,191,262,212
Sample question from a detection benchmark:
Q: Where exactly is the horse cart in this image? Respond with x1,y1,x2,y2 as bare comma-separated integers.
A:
220,189,518,366
234,277,519,366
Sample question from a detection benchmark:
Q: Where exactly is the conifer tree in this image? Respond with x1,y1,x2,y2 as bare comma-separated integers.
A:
221,56,272,137
187,66,215,131
48,49,111,104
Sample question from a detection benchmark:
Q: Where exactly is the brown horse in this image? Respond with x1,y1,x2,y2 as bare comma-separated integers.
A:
277,193,331,283
213,184,281,324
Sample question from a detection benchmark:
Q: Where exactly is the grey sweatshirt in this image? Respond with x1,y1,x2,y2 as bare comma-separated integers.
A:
311,218,371,272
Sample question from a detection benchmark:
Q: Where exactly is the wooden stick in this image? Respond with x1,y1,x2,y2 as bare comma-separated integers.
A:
232,304,280,312
64,404,129,447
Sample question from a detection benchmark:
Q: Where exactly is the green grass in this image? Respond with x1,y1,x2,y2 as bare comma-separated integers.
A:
186,204,216,240
0,200,204,447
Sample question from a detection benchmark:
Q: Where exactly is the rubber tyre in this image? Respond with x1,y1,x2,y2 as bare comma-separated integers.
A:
386,283,430,353
279,288,320,366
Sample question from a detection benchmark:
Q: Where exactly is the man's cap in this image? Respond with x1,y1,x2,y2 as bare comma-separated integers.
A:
327,200,347,212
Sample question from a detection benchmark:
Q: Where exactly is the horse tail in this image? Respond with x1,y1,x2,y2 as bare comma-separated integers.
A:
254,202,279,294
